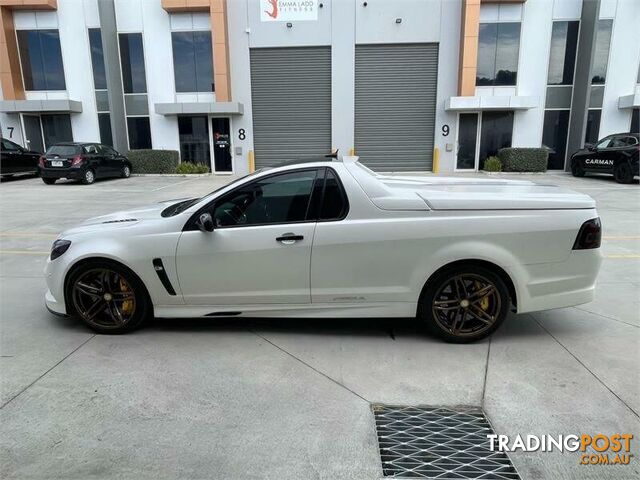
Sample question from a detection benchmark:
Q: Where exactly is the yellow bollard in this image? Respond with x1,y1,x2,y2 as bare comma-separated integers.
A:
348,147,355,156
248,150,255,173
432,147,440,174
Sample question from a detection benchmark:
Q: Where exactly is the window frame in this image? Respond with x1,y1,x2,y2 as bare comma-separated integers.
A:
183,166,350,231
15,29,67,92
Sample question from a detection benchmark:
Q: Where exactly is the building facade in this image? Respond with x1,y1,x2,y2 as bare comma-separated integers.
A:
1,0,639,175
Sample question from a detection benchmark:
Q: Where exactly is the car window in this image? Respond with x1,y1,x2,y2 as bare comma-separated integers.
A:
610,136,627,148
84,144,99,154
320,169,348,220
623,136,638,146
211,169,318,228
2,139,21,151
596,137,613,149
47,145,82,156
101,145,117,155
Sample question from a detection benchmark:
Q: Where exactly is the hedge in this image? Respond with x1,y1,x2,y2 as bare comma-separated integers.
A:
175,162,210,174
498,147,548,172
126,149,179,174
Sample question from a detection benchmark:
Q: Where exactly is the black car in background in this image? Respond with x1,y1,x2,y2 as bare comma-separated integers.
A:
1,138,41,178
39,142,132,185
570,132,639,184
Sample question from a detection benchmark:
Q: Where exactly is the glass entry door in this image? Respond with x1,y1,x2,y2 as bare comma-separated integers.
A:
21,114,44,153
456,113,479,170
211,118,232,173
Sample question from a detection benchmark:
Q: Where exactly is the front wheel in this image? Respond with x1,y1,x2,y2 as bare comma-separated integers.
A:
67,262,151,334
121,164,131,178
614,162,633,184
571,160,585,177
418,265,510,343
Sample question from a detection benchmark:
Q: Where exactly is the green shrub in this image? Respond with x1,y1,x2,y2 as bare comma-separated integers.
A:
498,148,548,172
175,162,210,174
126,149,179,174
483,156,502,172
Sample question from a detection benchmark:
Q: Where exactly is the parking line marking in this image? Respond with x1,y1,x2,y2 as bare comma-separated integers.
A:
0,250,49,255
152,178,197,191
604,254,640,259
603,236,640,240
0,233,57,238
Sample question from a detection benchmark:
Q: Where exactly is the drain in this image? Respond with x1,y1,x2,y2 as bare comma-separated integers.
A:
372,404,519,479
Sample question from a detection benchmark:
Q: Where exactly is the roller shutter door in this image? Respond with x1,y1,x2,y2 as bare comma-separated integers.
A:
250,47,331,168
355,44,438,171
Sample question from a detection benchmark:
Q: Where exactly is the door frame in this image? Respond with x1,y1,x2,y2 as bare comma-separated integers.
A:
454,111,482,172
208,116,234,175
20,113,45,152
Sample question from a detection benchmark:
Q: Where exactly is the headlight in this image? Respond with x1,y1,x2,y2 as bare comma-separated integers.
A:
50,239,71,260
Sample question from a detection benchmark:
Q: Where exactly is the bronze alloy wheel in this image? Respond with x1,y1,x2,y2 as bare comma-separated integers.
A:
419,266,510,342
71,268,137,330
431,273,501,337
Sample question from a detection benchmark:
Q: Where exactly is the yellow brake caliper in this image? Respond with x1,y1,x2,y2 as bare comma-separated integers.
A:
119,278,134,315
475,281,490,311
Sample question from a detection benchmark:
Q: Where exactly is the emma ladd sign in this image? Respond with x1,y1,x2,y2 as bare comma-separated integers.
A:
260,0,318,22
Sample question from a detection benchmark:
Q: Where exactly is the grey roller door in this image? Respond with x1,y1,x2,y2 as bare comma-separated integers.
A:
250,47,331,168
355,44,438,172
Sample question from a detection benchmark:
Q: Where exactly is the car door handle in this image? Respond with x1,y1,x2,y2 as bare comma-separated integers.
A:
276,233,304,244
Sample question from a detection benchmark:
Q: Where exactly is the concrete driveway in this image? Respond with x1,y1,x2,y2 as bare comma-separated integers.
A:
0,172,638,480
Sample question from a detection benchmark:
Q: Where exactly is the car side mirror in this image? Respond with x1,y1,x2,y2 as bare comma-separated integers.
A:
585,143,595,151
196,212,215,233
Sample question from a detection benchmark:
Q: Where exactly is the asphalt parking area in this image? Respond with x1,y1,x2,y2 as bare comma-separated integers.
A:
0,173,638,479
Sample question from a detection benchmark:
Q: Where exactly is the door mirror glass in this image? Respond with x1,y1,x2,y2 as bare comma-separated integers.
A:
196,212,215,232
585,143,595,151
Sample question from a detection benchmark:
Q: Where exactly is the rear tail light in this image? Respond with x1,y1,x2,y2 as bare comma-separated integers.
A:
38,156,45,168
71,155,84,166
573,217,602,250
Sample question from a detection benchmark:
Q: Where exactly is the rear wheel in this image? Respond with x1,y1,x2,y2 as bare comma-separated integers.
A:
418,265,510,343
67,261,150,334
42,177,56,185
121,164,131,178
614,162,633,184
82,168,95,185
571,160,585,177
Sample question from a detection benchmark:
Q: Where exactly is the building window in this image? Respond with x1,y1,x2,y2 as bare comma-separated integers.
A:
547,21,579,86
119,33,147,94
591,20,613,84
98,113,113,147
171,31,214,93
542,110,570,170
631,109,639,133
88,28,107,90
476,23,521,86
127,117,152,150
585,109,601,144
479,111,514,169
16,30,66,91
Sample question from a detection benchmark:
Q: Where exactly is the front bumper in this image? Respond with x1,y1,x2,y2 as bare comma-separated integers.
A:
45,288,67,316
39,167,85,180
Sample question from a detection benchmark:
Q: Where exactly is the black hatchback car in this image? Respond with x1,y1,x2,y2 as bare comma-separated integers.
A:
570,132,639,184
1,137,41,178
39,142,132,185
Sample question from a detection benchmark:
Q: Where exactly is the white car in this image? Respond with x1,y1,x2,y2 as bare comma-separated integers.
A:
44,157,602,342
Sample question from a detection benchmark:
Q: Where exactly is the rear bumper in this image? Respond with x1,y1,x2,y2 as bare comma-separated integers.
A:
515,249,603,313
39,167,84,179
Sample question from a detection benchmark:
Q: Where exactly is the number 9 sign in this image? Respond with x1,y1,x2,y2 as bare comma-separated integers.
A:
442,125,450,137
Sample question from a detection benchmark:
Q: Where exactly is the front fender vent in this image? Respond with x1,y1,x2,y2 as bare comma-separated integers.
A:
152,258,176,296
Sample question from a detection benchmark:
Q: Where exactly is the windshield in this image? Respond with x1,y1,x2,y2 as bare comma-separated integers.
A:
160,169,269,217
47,145,81,156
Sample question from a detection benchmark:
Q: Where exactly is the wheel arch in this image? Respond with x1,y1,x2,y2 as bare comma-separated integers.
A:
418,259,517,312
63,256,154,317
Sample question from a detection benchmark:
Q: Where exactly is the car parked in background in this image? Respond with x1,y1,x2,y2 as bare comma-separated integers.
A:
1,137,41,178
39,142,132,185
570,132,639,184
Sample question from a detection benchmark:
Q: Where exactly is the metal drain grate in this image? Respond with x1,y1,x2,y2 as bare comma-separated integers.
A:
373,404,519,479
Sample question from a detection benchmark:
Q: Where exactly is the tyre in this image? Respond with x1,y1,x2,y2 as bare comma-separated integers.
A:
82,168,95,185
67,261,151,334
614,162,633,184
42,177,56,185
571,160,585,178
121,164,131,178
418,265,510,343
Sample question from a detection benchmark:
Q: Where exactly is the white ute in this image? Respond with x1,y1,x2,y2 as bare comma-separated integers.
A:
45,156,602,342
